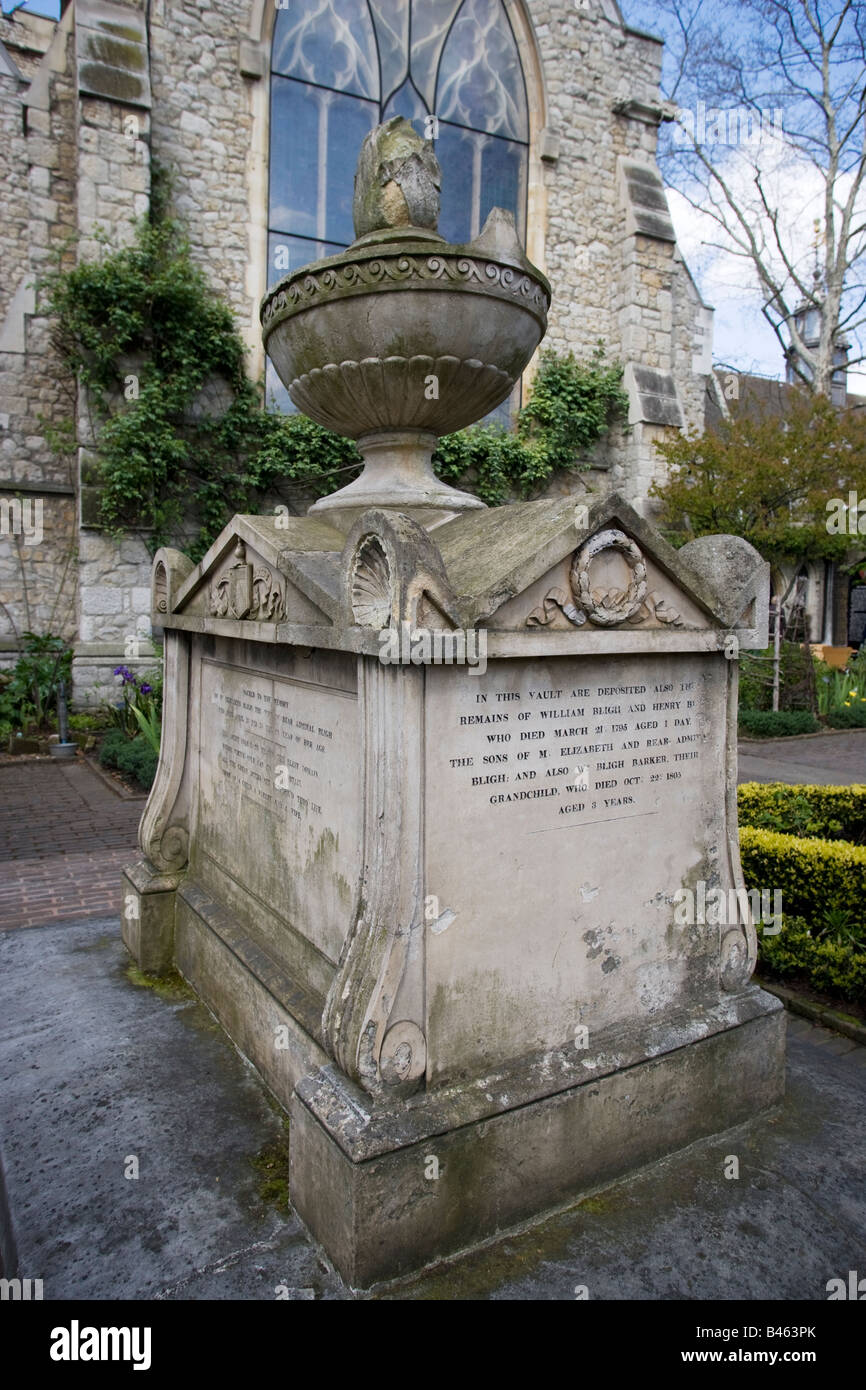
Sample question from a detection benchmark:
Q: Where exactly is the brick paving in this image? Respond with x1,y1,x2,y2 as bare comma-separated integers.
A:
0,759,143,930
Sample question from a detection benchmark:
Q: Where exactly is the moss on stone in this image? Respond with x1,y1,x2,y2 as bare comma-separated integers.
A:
251,1120,291,1213
125,961,195,1002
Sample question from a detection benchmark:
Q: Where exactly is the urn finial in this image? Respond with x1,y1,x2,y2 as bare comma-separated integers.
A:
353,116,442,241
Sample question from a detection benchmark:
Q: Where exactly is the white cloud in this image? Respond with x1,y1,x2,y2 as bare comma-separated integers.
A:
663,136,866,394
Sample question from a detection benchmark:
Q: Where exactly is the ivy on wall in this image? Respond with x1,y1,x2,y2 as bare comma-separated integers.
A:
42,189,629,561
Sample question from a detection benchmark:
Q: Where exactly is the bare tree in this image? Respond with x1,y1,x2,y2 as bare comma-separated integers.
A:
622,0,866,396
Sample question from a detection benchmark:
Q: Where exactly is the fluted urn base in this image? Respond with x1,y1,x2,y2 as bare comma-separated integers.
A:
308,430,485,533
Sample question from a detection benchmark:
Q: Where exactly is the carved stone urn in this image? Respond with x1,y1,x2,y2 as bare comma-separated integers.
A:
261,117,550,530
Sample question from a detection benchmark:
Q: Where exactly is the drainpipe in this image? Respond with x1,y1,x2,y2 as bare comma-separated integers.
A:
822,560,835,645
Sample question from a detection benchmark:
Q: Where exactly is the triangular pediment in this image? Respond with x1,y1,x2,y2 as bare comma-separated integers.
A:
434,493,768,639
154,496,768,648
170,514,344,626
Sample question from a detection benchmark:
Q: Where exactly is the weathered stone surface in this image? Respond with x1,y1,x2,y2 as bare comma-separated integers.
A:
291,994,785,1287
352,117,441,240
120,485,782,1282
121,859,180,975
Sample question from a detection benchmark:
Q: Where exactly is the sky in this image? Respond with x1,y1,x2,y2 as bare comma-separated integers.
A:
619,0,866,394
4,0,863,391
2,0,59,17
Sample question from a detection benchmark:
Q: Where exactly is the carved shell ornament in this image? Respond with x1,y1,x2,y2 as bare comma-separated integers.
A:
527,529,684,630
350,535,393,628
153,561,168,615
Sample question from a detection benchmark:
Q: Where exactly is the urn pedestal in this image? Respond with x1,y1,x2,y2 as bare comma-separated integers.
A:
124,494,785,1286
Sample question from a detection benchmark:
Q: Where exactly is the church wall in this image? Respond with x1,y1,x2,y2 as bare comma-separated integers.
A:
0,13,79,664
0,0,712,700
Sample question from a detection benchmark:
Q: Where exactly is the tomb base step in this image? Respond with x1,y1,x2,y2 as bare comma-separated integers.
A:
174,883,328,1103
290,989,785,1287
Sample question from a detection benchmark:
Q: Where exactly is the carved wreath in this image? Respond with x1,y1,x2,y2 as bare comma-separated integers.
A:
527,529,683,630
572,529,647,626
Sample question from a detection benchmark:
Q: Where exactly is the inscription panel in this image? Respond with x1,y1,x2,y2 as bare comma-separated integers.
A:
197,658,361,966
444,670,705,827
424,653,730,1083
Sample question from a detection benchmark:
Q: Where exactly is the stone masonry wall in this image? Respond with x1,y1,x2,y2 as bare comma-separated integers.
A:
0,12,79,663
0,0,712,698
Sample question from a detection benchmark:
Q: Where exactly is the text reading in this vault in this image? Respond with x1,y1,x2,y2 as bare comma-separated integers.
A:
444,675,707,827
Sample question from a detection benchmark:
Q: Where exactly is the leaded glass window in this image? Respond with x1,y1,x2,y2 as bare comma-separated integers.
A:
267,0,530,414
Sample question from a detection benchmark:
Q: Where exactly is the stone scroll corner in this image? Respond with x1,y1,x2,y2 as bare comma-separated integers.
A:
137,630,191,877
151,547,194,623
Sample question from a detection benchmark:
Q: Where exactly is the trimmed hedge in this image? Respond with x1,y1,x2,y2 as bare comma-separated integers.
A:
99,728,158,791
739,824,866,928
826,705,866,729
738,709,820,737
738,781,866,844
758,917,866,1005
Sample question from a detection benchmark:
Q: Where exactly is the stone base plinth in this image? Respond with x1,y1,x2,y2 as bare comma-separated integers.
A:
290,989,786,1287
174,882,328,1103
121,859,181,975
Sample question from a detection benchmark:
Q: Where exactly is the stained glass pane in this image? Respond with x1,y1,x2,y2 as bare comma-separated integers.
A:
435,123,477,243
326,94,380,242
368,0,409,107
272,0,378,100
479,135,524,230
269,78,320,237
382,77,428,130
267,232,346,288
410,0,463,111
436,124,524,243
436,0,528,141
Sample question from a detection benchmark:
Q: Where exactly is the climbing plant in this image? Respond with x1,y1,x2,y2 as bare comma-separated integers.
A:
41,187,629,558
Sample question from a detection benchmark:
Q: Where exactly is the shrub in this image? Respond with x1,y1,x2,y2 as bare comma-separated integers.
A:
68,710,113,731
758,916,866,1005
826,704,866,728
738,708,819,737
739,825,866,929
739,641,816,713
99,728,158,790
738,782,866,844
0,633,72,732
99,728,129,767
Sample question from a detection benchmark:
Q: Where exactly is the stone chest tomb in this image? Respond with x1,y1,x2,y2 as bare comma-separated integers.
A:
122,121,785,1286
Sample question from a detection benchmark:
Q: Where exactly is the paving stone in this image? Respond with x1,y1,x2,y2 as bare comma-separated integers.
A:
0,917,864,1301
738,731,866,786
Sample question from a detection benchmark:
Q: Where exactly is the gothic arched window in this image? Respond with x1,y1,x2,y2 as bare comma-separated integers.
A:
267,0,530,410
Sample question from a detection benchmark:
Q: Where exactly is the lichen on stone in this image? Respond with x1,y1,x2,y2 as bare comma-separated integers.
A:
352,117,441,240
